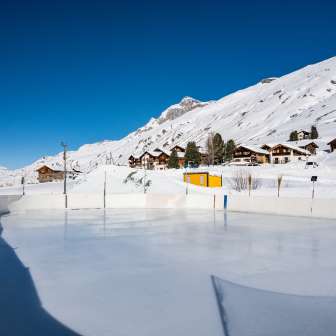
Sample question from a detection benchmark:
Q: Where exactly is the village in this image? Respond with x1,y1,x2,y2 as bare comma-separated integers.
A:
32,127,336,192
126,128,335,170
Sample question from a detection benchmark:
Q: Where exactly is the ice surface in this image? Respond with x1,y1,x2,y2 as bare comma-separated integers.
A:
2,210,336,336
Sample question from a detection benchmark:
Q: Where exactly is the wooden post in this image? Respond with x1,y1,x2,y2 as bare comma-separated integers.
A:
104,170,107,209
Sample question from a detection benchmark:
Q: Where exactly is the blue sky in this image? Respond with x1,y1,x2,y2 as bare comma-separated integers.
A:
1,0,336,169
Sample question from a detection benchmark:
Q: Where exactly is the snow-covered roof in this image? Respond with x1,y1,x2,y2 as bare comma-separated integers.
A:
169,144,185,151
273,143,311,155
285,140,319,148
141,149,170,158
237,145,269,155
261,143,275,148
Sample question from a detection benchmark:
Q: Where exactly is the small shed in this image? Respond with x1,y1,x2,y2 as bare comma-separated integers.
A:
183,172,222,188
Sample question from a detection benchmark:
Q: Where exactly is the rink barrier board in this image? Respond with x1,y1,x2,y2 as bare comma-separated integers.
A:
6,193,336,219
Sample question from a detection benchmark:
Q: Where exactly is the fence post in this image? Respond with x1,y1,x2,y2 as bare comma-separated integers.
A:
224,195,228,210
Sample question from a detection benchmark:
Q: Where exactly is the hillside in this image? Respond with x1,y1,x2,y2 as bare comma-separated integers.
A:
1,56,336,185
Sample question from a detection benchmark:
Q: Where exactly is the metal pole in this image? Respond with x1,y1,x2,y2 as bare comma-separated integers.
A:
21,176,25,196
61,142,68,209
212,135,215,166
312,181,315,200
144,158,147,194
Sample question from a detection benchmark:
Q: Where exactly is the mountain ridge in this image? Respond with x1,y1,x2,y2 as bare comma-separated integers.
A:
1,56,336,184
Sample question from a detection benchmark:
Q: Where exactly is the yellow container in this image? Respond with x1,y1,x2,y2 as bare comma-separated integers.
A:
183,172,222,188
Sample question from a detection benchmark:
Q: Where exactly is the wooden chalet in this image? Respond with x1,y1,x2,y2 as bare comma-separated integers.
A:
36,165,64,183
298,141,319,155
267,144,310,164
297,130,311,141
139,150,170,170
128,154,141,168
328,138,336,152
233,145,270,164
268,141,319,155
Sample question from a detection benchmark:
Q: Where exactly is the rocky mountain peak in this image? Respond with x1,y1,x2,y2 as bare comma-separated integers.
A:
157,96,208,124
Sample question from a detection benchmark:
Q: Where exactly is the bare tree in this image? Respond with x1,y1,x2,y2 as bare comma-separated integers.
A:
206,132,215,165
231,169,261,192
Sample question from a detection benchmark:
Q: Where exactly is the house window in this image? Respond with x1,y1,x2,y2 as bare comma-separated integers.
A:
284,157,289,163
274,158,279,164
200,175,205,185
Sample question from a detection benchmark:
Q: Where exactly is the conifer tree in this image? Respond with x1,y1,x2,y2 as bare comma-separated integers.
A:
184,141,201,167
167,149,179,169
289,130,298,141
225,139,236,161
311,125,319,139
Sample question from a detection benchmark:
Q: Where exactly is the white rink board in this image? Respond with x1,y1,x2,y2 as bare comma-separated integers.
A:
8,194,65,211
5,193,336,219
67,193,104,209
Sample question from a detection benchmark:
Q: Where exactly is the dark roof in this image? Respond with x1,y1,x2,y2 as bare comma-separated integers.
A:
36,165,62,173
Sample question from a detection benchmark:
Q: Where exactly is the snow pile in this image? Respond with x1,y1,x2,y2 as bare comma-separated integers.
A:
212,276,336,336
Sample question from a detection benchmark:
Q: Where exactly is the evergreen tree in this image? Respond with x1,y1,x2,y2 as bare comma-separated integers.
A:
213,133,225,164
184,141,201,167
311,125,319,139
289,130,298,141
167,149,179,169
225,139,236,161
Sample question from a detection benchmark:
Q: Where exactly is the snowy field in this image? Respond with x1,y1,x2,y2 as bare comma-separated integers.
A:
2,209,336,336
1,151,336,199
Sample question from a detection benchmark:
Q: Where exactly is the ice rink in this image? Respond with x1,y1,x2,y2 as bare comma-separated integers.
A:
2,209,336,336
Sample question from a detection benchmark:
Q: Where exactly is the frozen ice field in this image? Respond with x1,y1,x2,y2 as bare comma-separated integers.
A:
1,209,336,336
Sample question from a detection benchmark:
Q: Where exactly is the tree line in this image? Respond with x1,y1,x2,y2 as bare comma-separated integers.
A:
167,133,236,168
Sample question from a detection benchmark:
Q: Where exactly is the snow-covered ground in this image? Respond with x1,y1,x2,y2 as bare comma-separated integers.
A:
2,209,336,336
1,151,336,199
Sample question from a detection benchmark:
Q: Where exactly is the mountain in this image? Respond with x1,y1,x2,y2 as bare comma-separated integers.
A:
1,56,336,185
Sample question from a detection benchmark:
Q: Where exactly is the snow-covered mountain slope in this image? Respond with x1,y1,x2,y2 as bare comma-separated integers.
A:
1,56,336,185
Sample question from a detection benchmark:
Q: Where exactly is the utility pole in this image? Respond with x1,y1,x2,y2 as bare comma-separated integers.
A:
212,135,215,166
21,176,25,196
61,142,68,195
144,158,147,194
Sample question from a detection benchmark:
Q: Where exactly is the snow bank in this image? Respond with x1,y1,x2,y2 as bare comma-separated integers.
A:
0,195,21,215
212,276,336,336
